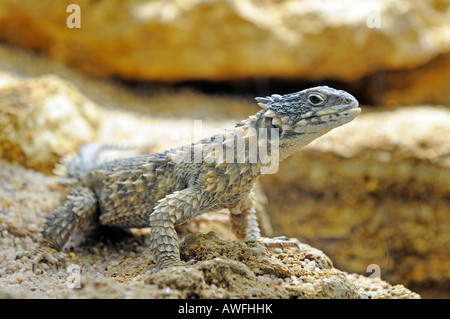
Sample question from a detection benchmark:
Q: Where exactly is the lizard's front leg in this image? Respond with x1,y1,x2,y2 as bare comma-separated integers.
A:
229,189,261,240
229,189,299,251
148,187,202,269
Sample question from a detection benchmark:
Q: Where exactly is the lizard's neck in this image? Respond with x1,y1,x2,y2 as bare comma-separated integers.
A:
191,111,330,174
219,111,333,173
206,111,282,174
276,130,331,161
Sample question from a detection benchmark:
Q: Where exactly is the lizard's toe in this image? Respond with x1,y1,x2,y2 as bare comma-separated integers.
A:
158,259,186,269
150,260,187,273
30,246,66,272
258,236,301,252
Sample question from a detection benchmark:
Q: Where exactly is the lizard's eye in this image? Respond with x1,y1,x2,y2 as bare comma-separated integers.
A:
308,94,323,105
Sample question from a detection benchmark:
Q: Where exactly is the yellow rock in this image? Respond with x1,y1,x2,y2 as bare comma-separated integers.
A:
0,0,448,83
0,75,102,173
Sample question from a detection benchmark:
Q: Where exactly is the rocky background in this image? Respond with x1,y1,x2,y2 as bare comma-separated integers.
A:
0,0,448,298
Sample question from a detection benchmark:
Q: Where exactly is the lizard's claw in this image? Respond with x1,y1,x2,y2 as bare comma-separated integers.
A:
32,246,66,272
17,246,66,272
150,260,186,273
258,236,301,252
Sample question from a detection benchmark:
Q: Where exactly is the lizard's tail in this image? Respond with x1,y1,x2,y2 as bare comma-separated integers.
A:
67,143,109,178
54,142,155,180
54,143,138,180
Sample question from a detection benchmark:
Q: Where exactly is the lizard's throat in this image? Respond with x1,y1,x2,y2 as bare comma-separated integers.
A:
277,130,331,161
214,115,329,169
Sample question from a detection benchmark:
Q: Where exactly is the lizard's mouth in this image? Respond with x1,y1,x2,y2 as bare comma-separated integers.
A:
266,101,361,135
319,101,361,117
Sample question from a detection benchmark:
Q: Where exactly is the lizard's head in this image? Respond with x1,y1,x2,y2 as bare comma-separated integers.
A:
255,86,360,136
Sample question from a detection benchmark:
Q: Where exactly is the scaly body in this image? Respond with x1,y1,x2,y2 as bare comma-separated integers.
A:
33,86,360,270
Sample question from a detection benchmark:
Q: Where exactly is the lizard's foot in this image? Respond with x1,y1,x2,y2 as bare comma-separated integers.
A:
17,246,66,272
149,252,199,272
158,258,185,269
144,247,185,271
151,256,189,273
257,236,301,252
32,246,66,272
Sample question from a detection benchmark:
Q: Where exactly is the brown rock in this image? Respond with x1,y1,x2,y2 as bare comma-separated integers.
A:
146,231,417,299
384,52,450,107
0,161,420,299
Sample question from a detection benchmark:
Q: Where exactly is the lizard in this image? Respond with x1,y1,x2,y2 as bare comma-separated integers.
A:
28,86,360,271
